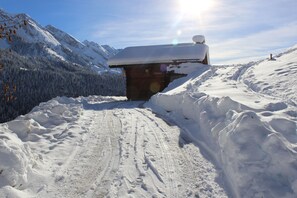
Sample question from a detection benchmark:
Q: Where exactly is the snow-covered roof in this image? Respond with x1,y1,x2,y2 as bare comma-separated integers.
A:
108,43,209,67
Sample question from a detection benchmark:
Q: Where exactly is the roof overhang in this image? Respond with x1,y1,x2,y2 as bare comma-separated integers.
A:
108,43,209,68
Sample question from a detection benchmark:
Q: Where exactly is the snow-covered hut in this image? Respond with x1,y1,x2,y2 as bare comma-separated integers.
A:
108,35,209,100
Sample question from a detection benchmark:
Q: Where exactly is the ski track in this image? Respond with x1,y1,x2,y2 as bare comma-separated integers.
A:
36,101,227,198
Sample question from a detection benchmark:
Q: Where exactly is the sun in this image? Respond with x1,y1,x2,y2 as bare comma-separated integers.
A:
178,0,214,17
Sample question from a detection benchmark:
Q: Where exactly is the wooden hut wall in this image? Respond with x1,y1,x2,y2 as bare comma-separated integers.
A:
122,61,205,100
202,55,208,65
124,64,167,100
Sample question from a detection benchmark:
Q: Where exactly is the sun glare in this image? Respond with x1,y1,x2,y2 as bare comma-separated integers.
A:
179,0,214,17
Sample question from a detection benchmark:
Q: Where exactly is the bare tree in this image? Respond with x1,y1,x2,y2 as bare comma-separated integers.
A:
0,15,27,102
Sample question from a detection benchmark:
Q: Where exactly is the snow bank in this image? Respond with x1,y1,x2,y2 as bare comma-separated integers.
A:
5,97,82,142
0,95,123,197
0,128,35,191
0,96,84,196
147,62,297,197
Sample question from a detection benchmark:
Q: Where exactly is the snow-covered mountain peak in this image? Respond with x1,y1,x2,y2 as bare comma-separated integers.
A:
102,44,119,57
24,21,60,46
46,25,85,49
0,9,118,68
83,40,110,58
83,40,102,49
0,10,60,49
0,8,15,18
83,40,118,59
14,12,33,22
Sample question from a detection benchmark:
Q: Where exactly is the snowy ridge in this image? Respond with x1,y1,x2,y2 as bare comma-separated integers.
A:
102,44,119,57
83,40,110,59
0,10,118,69
18,17,60,47
46,25,108,67
45,25,84,49
148,45,297,197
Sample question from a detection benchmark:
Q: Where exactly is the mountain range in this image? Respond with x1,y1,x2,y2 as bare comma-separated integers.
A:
0,9,118,71
0,9,124,123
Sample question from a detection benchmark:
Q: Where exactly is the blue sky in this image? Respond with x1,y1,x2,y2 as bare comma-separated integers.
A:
1,0,297,64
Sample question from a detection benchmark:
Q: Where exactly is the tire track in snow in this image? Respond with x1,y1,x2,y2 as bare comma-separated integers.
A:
87,110,121,197
108,104,228,197
112,109,153,197
134,108,179,197
135,108,229,198
37,105,121,198
35,101,227,197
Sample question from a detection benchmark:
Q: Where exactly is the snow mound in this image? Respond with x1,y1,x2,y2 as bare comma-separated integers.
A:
0,95,124,196
27,97,82,126
0,130,35,190
6,97,82,143
147,47,297,197
0,96,86,196
7,119,46,140
220,111,297,197
149,91,297,197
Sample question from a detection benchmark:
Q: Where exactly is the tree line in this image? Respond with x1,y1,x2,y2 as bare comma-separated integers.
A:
0,49,125,123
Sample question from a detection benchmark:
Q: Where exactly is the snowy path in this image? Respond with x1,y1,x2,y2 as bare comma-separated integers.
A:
33,100,227,198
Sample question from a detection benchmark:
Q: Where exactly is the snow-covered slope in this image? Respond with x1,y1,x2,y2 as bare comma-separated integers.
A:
0,10,118,68
148,44,297,197
46,25,113,67
242,46,297,105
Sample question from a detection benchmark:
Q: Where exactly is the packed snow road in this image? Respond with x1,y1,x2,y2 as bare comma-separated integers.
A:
31,99,227,198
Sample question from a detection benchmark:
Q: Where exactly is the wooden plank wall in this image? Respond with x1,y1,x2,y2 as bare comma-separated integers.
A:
125,64,166,100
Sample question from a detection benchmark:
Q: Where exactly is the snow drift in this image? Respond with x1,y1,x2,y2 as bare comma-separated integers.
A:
0,96,83,197
148,45,297,197
0,95,126,197
0,131,35,189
